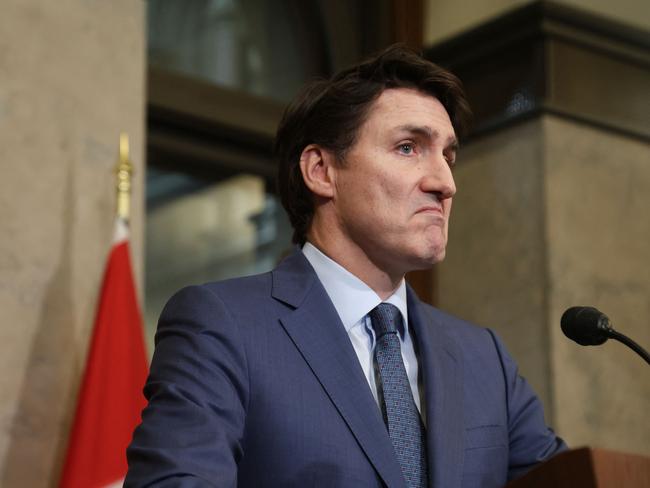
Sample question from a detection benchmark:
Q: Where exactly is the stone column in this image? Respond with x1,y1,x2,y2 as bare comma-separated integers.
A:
427,2,650,456
0,1,145,486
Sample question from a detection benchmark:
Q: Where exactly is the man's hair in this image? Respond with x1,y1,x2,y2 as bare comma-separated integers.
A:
275,44,471,245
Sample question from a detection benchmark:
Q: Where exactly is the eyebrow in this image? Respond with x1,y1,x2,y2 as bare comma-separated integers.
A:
394,124,459,150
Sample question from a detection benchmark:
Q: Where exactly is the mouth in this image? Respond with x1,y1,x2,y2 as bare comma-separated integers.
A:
415,205,443,215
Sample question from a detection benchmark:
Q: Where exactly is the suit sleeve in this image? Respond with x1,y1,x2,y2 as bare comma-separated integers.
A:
125,285,249,487
486,329,567,481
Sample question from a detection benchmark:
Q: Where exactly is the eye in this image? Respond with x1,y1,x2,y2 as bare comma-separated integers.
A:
445,148,458,168
398,142,415,155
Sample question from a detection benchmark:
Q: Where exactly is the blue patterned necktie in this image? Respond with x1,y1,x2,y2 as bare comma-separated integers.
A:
370,303,428,488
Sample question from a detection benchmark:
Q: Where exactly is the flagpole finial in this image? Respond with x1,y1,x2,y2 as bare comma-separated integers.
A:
115,133,133,221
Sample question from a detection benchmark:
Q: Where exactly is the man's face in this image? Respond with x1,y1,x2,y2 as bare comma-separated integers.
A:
330,87,457,276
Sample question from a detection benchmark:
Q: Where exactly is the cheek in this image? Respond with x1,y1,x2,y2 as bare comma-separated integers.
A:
377,172,412,205
364,174,397,209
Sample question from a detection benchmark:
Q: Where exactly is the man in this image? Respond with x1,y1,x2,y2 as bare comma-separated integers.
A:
126,45,565,487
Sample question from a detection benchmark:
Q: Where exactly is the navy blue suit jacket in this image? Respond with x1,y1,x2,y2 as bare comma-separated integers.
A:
126,249,565,487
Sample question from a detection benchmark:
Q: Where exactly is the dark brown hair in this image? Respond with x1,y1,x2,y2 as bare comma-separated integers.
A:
275,44,471,245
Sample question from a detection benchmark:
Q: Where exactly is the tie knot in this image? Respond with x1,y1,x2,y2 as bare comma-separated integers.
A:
369,303,402,338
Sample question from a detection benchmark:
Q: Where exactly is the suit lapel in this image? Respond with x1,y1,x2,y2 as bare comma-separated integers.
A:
272,250,406,488
408,289,465,488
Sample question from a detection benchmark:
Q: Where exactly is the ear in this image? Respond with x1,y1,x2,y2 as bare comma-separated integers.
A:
299,144,336,198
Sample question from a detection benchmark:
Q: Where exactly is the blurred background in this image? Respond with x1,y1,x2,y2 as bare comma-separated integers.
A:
1,0,648,485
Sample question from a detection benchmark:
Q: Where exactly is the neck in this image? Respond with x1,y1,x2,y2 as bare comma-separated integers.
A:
307,220,404,301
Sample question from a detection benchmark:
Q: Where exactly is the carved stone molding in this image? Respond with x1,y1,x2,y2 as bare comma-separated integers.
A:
425,0,650,141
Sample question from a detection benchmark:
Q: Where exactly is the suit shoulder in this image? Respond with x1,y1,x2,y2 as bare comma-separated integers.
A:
418,302,489,337
415,301,508,360
159,272,273,321
202,271,273,302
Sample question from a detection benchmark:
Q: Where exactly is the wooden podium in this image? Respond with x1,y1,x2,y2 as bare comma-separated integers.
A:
506,447,650,487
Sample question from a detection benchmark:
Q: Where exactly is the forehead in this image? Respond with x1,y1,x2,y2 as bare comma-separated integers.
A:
362,87,455,138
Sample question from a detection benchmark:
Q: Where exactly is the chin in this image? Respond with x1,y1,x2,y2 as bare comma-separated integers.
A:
418,230,448,264
423,237,447,262
426,249,446,266
432,248,446,263
405,247,446,272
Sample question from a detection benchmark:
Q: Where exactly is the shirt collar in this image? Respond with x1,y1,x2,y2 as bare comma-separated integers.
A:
302,242,409,336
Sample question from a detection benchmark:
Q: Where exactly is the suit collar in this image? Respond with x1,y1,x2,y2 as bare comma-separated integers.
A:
408,288,465,488
272,249,407,488
302,242,409,337
270,247,318,308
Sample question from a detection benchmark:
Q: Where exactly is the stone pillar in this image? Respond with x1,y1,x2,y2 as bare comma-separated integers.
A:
427,2,650,455
0,1,145,486
544,116,650,452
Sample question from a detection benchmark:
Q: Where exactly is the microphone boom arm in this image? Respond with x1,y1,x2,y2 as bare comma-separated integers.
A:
607,329,650,366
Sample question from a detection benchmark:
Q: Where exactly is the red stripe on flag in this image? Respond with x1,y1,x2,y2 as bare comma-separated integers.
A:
59,240,149,488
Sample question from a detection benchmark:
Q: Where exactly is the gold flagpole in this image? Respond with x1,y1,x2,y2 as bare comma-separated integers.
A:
115,133,133,222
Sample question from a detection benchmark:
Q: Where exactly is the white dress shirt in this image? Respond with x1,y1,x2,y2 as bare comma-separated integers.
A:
302,242,422,413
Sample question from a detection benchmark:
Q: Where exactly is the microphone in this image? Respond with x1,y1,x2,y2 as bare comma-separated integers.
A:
560,306,611,345
561,306,650,366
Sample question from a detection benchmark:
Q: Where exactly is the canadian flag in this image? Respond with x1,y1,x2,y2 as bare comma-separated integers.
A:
59,218,149,488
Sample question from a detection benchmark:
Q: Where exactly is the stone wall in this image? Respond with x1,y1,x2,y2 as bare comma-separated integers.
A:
0,1,145,486
544,116,650,454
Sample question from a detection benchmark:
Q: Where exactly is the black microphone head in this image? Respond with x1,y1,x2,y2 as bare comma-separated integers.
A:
561,306,612,346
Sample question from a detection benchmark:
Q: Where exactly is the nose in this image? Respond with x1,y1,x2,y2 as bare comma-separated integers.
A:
420,154,456,200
